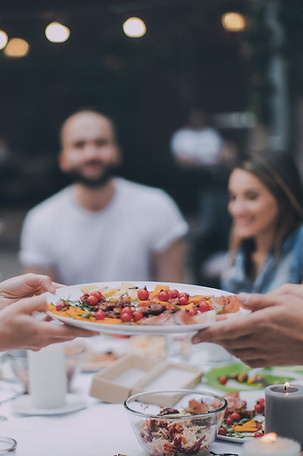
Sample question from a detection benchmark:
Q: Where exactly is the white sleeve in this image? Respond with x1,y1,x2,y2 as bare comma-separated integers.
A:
170,130,190,158
147,191,188,253
19,209,55,267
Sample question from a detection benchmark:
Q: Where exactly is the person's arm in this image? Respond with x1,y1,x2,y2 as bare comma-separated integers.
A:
0,273,57,310
191,283,303,367
153,238,187,283
0,294,96,351
174,155,199,169
0,273,97,351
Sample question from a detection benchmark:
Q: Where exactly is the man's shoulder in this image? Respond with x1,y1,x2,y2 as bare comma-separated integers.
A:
25,187,72,220
115,178,173,205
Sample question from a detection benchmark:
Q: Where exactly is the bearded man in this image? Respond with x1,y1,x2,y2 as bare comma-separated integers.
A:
19,109,188,285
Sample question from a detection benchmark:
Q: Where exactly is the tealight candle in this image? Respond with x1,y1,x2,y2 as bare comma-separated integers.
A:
265,383,303,447
243,433,301,456
28,343,67,409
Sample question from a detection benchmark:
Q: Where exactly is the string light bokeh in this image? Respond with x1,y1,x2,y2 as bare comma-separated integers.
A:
0,30,8,50
3,38,29,57
45,22,70,43
122,17,146,38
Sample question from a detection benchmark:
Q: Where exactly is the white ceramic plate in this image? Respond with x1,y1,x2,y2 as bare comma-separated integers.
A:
11,393,87,416
216,390,265,443
46,281,247,336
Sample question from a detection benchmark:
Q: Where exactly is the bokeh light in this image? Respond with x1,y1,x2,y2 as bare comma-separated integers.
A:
3,38,29,57
45,22,70,43
221,12,246,32
123,17,146,38
0,30,8,50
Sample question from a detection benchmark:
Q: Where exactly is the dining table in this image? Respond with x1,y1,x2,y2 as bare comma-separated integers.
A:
0,337,270,456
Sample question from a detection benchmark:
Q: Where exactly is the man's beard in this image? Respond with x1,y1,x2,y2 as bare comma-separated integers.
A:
66,163,121,189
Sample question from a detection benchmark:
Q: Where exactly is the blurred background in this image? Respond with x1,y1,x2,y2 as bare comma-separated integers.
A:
0,0,302,282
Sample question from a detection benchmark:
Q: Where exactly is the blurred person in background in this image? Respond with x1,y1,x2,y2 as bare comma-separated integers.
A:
170,107,236,287
0,273,95,351
19,109,188,285
170,107,224,169
221,150,303,294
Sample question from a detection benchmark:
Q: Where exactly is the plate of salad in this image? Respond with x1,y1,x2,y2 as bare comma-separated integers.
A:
217,392,265,442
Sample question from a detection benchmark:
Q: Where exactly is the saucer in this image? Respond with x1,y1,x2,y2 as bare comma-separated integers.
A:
11,393,87,416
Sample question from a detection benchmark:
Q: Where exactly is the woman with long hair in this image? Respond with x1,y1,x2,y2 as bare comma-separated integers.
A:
221,150,303,293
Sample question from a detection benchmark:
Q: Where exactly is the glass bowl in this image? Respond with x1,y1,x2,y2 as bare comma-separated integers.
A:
124,389,227,456
6,342,85,393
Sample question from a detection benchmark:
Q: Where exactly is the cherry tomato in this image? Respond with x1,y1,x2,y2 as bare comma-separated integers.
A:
254,431,263,438
178,293,189,305
257,398,265,407
87,294,99,305
199,301,211,313
133,311,143,322
92,291,104,301
230,412,241,422
188,308,198,316
56,301,67,311
254,403,264,414
120,312,133,322
95,310,106,320
169,289,180,299
219,376,227,385
80,293,89,302
158,290,169,301
138,288,149,300
121,307,132,315
218,427,227,436
226,417,234,426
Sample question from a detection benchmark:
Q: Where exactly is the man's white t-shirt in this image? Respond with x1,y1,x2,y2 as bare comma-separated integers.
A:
19,178,188,285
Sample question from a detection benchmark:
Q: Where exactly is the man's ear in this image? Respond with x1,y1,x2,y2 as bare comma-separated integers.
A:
58,151,68,172
115,146,123,165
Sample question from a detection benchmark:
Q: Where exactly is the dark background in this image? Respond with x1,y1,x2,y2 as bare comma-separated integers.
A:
0,0,249,212
0,0,302,283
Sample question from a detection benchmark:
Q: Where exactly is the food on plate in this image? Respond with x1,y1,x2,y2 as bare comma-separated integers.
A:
137,399,222,455
206,363,296,392
218,371,269,388
47,282,240,327
128,335,166,359
218,392,264,439
81,349,120,372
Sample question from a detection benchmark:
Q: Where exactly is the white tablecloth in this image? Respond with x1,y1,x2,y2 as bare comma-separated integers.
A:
0,335,254,456
0,370,244,456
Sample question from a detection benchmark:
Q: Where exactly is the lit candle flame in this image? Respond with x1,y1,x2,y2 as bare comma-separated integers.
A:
261,433,278,443
284,381,290,391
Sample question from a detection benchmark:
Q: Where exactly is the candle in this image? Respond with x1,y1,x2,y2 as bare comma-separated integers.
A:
265,383,303,447
28,343,67,409
243,433,301,456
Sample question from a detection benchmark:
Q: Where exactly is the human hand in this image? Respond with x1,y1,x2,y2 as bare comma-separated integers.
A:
0,293,97,351
0,273,57,310
191,283,303,367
